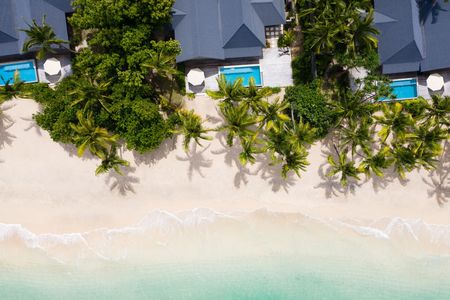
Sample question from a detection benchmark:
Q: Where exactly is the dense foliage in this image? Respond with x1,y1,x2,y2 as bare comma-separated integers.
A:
284,0,450,188
28,0,181,174
284,82,335,137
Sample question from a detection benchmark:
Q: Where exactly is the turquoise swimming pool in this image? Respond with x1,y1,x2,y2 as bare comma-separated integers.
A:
220,65,262,87
383,79,418,101
0,60,38,86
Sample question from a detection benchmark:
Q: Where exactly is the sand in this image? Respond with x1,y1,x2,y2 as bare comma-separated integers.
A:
0,97,449,234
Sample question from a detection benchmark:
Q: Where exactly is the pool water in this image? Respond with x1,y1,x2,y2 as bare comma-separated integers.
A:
389,79,418,100
220,65,262,87
0,60,38,86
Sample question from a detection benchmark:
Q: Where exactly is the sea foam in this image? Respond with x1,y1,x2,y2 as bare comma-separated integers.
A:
1,208,450,264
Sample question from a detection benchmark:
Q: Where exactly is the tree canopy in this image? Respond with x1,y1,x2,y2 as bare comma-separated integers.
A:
32,0,182,175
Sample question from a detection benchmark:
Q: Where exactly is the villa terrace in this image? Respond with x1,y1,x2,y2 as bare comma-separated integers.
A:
185,47,293,93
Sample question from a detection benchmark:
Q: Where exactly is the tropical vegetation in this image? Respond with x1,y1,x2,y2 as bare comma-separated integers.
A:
21,16,69,60
25,0,182,175
8,0,449,187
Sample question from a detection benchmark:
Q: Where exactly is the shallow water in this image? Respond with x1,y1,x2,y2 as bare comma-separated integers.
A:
1,209,450,299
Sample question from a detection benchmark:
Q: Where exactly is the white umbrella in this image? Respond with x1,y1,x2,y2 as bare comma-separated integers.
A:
427,73,444,91
187,68,205,86
43,58,62,76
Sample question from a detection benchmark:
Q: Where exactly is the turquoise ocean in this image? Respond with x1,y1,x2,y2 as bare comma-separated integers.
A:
1,209,450,299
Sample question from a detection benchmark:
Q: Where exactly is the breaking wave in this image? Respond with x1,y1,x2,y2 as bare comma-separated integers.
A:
1,208,450,264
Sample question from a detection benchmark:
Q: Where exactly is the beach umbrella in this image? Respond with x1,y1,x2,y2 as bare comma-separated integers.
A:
43,57,62,76
427,73,444,91
187,68,205,86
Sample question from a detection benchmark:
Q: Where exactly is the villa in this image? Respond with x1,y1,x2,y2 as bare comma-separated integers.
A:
375,0,450,99
172,0,293,92
0,0,73,85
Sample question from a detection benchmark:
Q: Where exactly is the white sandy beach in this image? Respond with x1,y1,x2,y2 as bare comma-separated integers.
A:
0,97,449,235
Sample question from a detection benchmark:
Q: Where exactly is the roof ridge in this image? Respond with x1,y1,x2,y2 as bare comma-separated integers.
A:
251,0,285,23
223,23,265,48
382,40,422,65
0,31,18,43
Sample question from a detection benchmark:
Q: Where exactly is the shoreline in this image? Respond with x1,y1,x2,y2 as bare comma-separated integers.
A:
0,98,448,235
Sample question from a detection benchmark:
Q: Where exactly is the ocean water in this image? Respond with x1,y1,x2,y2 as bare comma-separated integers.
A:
1,209,450,299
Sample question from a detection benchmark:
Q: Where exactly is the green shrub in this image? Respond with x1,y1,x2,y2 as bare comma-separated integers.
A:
111,98,171,153
277,30,295,48
32,80,78,143
284,83,335,138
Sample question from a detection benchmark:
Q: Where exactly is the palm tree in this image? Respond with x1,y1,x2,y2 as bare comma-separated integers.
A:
281,145,309,178
239,135,263,165
340,118,373,157
264,128,292,163
142,46,180,82
306,18,340,54
69,75,111,113
70,111,119,159
95,146,130,176
327,146,361,186
257,98,291,133
359,147,393,178
218,103,259,146
242,77,274,112
423,95,450,127
331,92,375,127
389,144,417,179
173,109,212,151
409,120,448,158
375,102,414,143
0,71,28,101
21,16,68,60
289,118,318,149
207,75,245,107
347,9,379,57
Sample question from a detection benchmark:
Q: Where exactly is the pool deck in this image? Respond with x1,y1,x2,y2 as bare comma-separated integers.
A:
185,47,293,94
416,71,450,98
351,68,450,100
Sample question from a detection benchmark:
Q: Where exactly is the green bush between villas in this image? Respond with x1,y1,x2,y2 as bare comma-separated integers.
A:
30,0,180,157
284,83,335,138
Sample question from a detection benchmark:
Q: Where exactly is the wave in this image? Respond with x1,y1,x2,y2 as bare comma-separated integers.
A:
1,208,450,264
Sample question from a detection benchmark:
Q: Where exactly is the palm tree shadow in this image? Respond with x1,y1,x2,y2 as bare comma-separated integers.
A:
254,154,296,193
58,143,99,161
423,141,450,206
315,161,343,198
0,111,16,149
211,131,253,188
368,172,395,193
133,138,177,166
205,114,222,125
315,149,361,198
105,166,140,196
176,143,213,181
418,0,448,25
21,116,42,136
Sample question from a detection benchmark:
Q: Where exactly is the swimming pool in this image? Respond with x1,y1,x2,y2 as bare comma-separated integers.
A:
386,79,418,100
219,65,262,87
0,60,38,86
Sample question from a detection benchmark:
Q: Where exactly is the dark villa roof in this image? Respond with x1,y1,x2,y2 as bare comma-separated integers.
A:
375,0,450,74
0,0,73,58
172,0,286,63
